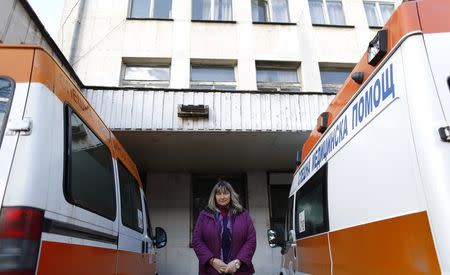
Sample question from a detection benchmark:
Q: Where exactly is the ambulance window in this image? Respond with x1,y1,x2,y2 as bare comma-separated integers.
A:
66,109,116,220
144,197,153,238
295,164,328,239
0,77,14,148
118,161,144,233
285,195,294,240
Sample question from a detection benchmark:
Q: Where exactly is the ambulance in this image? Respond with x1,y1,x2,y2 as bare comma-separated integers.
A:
267,0,450,273
0,44,167,274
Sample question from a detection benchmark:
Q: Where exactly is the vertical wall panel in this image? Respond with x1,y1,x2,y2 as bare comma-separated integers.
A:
231,93,241,130
142,91,154,129
250,94,261,131
260,94,271,131
222,93,232,130
153,91,165,130
131,90,144,129
241,93,252,130
163,91,174,130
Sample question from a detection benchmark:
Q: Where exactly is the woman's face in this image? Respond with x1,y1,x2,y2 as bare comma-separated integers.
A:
215,189,231,207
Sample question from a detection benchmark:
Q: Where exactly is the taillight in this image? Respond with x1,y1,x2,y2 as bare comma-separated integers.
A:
0,207,44,275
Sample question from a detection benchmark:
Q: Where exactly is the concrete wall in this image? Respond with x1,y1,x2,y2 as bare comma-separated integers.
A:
147,172,282,275
60,0,400,89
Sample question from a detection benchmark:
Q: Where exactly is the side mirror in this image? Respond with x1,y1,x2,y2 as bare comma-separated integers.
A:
267,229,283,248
154,227,167,249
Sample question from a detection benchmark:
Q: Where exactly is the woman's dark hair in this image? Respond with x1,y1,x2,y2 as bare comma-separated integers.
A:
207,180,243,214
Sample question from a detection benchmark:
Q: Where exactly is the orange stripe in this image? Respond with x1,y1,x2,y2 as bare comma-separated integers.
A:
0,46,34,83
418,0,450,34
37,241,117,275
296,233,331,275
117,249,156,275
329,211,440,274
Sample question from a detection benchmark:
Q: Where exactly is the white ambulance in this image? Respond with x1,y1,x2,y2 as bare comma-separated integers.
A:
268,0,450,273
0,44,167,274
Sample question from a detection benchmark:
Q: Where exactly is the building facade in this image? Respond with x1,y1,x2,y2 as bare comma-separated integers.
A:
57,0,399,274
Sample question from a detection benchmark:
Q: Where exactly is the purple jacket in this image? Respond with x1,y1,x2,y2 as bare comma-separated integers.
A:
192,209,257,275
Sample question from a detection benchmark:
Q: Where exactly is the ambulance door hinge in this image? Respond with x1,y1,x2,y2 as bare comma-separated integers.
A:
438,126,450,142
6,117,32,136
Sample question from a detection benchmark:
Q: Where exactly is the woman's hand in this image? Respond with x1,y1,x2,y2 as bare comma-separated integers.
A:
225,259,240,274
210,258,227,273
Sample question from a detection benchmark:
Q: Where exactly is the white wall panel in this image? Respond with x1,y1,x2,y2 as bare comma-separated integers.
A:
84,89,334,132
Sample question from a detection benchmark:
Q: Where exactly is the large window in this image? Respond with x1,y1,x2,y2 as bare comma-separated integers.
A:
192,0,233,21
65,108,116,220
295,164,328,239
0,77,14,147
118,161,144,233
309,0,346,25
251,0,290,23
190,65,236,90
130,0,172,19
122,64,170,88
256,64,301,92
320,67,352,93
363,2,394,27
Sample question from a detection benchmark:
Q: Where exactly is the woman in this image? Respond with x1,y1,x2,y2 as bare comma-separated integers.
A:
192,180,257,275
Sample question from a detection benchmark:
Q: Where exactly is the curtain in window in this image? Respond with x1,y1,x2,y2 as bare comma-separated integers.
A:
153,0,172,18
308,0,325,24
252,0,268,22
131,0,150,18
215,0,232,20
256,69,298,83
271,0,289,22
327,0,345,25
363,2,379,26
379,3,394,24
192,0,211,20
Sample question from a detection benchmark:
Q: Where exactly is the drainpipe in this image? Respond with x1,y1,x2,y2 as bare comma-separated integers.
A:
69,0,87,65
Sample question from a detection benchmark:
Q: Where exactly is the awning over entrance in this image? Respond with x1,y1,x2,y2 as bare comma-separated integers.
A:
83,88,334,172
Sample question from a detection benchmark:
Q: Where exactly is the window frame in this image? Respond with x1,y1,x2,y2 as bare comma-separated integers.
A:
256,65,301,92
252,0,291,23
63,105,117,221
0,77,15,148
294,164,329,239
190,65,237,90
309,0,346,26
129,0,172,19
117,160,144,234
363,1,394,27
192,0,233,21
121,64,171,88
319,66,352,94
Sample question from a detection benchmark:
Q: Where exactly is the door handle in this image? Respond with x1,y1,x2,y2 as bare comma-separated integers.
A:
141,241,145,253
146,242,149,253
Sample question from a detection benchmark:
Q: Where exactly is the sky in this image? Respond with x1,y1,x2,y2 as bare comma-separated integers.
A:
28,0,65,40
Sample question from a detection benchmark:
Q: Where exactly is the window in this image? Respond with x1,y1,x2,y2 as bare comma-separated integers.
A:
192,0,233,21
363,2,394,27
269,185,290,240
118,161,144,233
286,196,294,240
65,108,116,220
0,77,14,148
191,174,247,243
295,164,328,239
251,0,290,23
256,65,301,92
320,67,352,93
191,65,236,90
309,0,346,25
130,0,172,18
122,65,170,88
144,197,153,238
